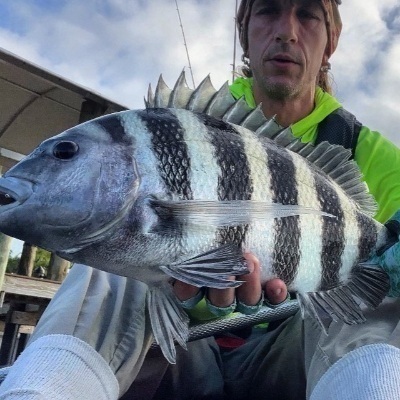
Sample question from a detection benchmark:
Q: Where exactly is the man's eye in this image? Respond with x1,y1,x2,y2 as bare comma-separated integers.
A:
256,6,279,16
298,10,321,20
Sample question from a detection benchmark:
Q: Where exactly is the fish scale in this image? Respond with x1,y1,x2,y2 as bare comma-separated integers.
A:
139,109,194,200
291,154,324,292
231,126,277,275
263,144,302,286
202,115,252,248
0,72,393,364
357,212,378,261
317,190,345,290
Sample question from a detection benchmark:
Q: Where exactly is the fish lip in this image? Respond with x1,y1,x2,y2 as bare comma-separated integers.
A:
0,177,34,210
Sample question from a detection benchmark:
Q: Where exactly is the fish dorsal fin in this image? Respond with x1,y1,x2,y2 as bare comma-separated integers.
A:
258,126,377,217
187,75,217,113
146,72,377,216
168,71,193,109
154,75,172,108
145,71,283,135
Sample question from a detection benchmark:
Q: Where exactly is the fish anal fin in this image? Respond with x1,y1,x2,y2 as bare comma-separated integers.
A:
297,292,335,333
347,265,390,308
298,264,389,333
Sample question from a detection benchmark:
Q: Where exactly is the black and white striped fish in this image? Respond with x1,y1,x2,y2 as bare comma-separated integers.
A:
0,73,393,363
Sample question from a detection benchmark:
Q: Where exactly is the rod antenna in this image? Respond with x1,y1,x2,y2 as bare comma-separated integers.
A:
175,0,196,88
232,0,239,83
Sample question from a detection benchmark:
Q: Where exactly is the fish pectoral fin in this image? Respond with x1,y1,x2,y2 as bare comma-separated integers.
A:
160,244,248,289
297,265,390,333
151,199,334,228
147,285,190,364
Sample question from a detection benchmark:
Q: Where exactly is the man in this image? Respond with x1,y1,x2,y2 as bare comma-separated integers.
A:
168,1,400,399
2,0,400,399
175,0,400,339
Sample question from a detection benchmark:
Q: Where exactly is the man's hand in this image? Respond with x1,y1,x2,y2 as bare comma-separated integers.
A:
173,252,288,313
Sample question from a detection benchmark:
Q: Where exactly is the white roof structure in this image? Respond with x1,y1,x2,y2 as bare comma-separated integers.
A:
0,48,127,172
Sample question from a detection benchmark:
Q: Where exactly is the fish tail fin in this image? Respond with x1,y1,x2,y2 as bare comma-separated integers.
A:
298,265,390,333
147,285,189,364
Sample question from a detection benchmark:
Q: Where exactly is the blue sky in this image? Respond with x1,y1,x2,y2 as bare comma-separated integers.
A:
1,0,400,255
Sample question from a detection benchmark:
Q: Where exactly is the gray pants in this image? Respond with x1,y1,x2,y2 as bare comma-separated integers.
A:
30,264,400,399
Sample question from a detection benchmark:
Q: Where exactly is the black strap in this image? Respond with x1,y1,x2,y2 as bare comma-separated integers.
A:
315,108,362,159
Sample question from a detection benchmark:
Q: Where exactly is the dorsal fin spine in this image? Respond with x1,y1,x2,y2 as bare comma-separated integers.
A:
145,71,377,216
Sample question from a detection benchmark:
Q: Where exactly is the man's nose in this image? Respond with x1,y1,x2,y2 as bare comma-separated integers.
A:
274,11,298,43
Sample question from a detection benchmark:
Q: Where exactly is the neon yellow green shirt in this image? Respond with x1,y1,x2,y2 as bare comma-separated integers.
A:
230,76,400,223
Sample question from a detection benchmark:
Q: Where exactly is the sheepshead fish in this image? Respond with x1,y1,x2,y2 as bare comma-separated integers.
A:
0,73,393,363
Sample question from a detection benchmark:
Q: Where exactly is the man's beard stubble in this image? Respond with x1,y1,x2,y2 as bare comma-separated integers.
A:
254,71,302,102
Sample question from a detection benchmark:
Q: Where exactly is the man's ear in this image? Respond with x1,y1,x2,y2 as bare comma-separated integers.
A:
322,52,330,68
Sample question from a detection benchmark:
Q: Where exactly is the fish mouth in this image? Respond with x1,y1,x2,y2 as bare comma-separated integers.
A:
0,177,34,210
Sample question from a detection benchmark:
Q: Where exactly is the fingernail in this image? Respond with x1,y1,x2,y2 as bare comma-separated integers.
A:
246,260,254,273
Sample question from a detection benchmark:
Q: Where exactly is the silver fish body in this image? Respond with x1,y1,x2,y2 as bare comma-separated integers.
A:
0,74,392,362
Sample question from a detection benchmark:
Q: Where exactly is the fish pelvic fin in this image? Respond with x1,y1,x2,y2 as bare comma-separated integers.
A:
297,265,390,333
147,284,190,364
160,244,248,288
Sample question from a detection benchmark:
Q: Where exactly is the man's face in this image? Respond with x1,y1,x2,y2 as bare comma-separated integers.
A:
248,0,328,100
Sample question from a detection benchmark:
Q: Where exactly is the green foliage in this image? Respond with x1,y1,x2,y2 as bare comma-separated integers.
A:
6,247,52,274
6,251,19,273
35,247,51,267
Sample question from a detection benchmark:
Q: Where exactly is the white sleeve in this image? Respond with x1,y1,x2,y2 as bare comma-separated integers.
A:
0,265,154,398
310,343,400,400
0,335,119,400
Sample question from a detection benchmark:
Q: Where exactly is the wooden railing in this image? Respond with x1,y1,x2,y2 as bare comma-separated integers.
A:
0,274,61,365
1,273,61,301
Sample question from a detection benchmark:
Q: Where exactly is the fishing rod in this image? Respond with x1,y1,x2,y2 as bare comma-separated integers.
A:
175,0,196,88
232,0,238,83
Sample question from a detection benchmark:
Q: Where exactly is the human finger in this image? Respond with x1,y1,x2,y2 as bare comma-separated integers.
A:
207,278,236,308
236,252,262,306
264,278,288,305
173,280,201,301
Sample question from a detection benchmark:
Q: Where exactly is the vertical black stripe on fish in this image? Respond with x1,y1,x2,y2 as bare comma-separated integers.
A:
95,114,133,145
137,109,193,200
356,212,377,263
314,173,345,290
265,144,300,286
197,114,253,246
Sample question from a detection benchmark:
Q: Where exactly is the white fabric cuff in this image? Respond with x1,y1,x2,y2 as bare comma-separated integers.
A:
0,334,119,400
310,343,400,400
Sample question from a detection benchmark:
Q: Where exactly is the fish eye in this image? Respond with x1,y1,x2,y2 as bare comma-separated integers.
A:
52,141,79,160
